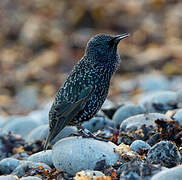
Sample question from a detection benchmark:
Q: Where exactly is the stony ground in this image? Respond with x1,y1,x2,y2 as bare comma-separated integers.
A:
0,0,182,179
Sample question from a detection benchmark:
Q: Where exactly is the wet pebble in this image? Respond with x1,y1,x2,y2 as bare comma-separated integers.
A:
75,170,106,179
113,104,145,128
147,141,181,168
20,176,42,180
27,150,53,167
151,165,182,180
0,175,19,180
173,109,182,125
52,136,119,175
130,140,151,154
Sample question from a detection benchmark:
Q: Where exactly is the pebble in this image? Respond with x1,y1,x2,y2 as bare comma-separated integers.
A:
173,109,182,125
130,140,151,154
113,104,145,128
52,136,119,175
139,91,178,113
11,161,51,178
20,176,42,180
27,150,53,167
147,141,181,168
82,117,114,132
75,170,106,179
25,124,48,142
0,158,21,174
151,165,182,180
120,113,171,132
2,116,41,137
0,175,19,180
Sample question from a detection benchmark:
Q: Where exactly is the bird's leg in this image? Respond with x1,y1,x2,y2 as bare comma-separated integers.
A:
77,125,108,142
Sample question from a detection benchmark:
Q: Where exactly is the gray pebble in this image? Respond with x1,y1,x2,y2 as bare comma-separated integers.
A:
11,161,51,178
0,175,19,180
0,158,21,174
130,140,151,154
75,170,106,178
151,165,182,180
2,116,41,137
82,117,114,132
20,176,42,180
52,136,119,175
120,113,171,132
173,109,182,125
113,104,145,128
27,150,53,167
147,141,181,168
139,91,178,113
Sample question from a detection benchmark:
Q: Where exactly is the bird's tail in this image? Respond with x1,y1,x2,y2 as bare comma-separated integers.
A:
43,132,52,151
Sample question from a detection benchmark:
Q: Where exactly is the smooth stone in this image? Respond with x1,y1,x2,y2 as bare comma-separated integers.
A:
27,150,53,167
147,141,181,168
25,125,48,142
101,99,114,109
28,109,49,124
11,161,51,178
52,136,119,175
0,158,21,174
0,175,19,180
130,140,151,154
82,117,114,132
75,170,106,178
2,116,41,137
113,104,145,128
173,109,182,125
151,165,182,180
139,91,178,113
120,113,172,131
20,176,42,180
139,74,170,92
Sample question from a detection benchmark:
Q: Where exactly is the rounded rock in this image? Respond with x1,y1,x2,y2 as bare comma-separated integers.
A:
82,117,114,132
75,170,106,179
120,113,172,132
27,150,53,167
113,104,145,128
147,141,181,168
2,116,41,137
130,140,151,154
173,109,182,125
0,158,21,174
151,165,182,180
0,175,19,180
20,176,42,180
52,136,119,175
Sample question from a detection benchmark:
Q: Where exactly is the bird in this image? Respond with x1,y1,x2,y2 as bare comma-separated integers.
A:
44,33,129,150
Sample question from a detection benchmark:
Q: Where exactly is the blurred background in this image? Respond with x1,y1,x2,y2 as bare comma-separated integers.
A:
0,0,182,116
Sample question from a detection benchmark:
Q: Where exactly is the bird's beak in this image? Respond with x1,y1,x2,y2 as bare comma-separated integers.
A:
114,33,130,43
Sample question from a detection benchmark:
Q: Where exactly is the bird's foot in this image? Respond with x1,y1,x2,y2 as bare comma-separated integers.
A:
78,127,108,142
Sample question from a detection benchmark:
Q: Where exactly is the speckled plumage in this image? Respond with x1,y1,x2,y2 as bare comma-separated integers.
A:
44,33,129,150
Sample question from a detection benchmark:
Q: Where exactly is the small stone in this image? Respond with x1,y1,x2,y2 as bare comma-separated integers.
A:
130,140,151,154
27,150,53,167
139,91,178,113
11,161,51,178
20,176,42,180
151,165,182,180
120,113,171,132
0,158,21,174
75,170,106,179
113,104,145,128
82,117,114,132
173,109,182,125
2,116,41,137
52,136,119,175
0,175,19,180
147,141,181,168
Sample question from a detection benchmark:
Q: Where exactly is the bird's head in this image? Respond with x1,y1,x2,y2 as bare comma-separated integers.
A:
85,33,129,63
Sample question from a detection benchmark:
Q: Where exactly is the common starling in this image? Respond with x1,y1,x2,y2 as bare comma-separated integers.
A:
44,33,129,150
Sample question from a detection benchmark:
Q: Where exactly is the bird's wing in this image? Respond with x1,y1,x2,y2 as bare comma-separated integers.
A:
44,86,93,150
